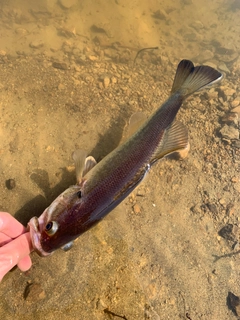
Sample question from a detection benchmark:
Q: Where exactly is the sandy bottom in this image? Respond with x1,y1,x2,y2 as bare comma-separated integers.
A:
0,0,240,319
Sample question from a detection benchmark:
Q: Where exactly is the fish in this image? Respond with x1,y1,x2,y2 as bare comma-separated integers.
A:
28,60,222,256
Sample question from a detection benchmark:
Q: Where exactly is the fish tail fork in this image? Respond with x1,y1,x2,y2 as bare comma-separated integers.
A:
171,60,222,97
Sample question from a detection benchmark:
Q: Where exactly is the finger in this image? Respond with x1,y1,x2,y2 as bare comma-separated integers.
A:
17,255,32,272
0,233,12,246
0,212,26,238
0,233,32,281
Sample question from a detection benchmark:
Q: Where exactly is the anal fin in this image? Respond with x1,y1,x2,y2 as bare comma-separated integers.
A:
151,120,189,163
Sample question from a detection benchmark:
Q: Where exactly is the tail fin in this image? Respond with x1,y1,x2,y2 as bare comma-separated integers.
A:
171,60,222,97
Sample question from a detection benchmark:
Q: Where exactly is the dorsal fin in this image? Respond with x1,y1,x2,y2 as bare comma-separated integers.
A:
121,112,148,143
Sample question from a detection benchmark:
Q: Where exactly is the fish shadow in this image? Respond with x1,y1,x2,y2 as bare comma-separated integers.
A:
87,107,130,162
14,168,76,225
14,110,130,225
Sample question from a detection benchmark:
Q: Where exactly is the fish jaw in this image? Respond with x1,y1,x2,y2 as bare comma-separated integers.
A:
28,212,52,257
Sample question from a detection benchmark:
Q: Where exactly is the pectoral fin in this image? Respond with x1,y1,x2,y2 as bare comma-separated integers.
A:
151,120,189,163
61,241,74,251
72,149,97,183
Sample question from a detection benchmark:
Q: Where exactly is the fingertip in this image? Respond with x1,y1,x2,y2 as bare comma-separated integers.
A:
0,212,26,238
17,255,32,272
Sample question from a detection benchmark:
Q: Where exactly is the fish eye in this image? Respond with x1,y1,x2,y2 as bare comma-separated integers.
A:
45,221,58,236
76,190,82,198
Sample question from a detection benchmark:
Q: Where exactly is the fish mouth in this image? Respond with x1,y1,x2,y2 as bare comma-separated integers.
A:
28,216,51,257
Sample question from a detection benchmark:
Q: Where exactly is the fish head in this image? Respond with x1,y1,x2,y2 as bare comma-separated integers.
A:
28,185,85,256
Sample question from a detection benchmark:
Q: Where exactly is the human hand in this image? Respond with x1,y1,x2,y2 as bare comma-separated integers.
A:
0,212,33,282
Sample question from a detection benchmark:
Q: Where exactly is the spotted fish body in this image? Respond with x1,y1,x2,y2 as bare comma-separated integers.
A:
28,60,222,256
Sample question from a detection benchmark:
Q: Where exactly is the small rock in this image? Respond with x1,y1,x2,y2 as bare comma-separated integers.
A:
24,283,46,302
5,179,16,190
233,182,240,193
0,50,6,56
219,86,235,101
133,203,141,214
29,40,44,49
207,203,218,215
58,83,64,90
218,224,236,241
232,106,240,117
233,241,239,250
152,9,167,20
103,77,110,88
224,88,237,97
111,77,117,84
190,203,202,215
15,27,27,36
220,125,239,140
221,112,238,127
52,62,68,70
231,176,238,183
233,140,240,148
191,20,204,30
88,55,98,61
219,198,226,205
231,100,240,108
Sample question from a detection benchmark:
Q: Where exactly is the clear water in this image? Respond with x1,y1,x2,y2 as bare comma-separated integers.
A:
0,0,239,319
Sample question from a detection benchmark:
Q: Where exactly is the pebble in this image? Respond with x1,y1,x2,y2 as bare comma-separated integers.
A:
58,83,65,90
233,140,240,148
152,9,168,20
218,224,236,241
190,203,202,215
111,77,117,84
207,203,218,215
29,40,44,49
5,179,16,190
24,283,46,302
0,50,6,56
15,27,27,36
103,77,110,88
52,62,68,70
133,203,141,214
219,87,236,101
224,88,236,98
231,100,240,108
231,176,238,183
233,182,240,193
88,55,98,61
220,125,239,140
219,198,226,206
232,106,240,117
233,241,239,250
191,20,204,30
221,112,238,127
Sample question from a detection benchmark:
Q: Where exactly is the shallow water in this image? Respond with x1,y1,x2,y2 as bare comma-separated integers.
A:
0,0,240,319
